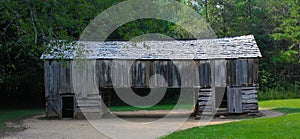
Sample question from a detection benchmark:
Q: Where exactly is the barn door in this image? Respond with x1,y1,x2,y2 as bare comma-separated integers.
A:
227,87,242,113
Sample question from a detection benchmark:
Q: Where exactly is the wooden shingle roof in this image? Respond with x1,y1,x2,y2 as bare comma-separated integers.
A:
41,35,261,60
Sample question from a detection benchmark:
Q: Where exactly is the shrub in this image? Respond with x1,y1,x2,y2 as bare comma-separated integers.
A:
258,82,300,100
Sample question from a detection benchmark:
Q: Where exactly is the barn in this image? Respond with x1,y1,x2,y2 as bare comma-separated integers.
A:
41,35,261,118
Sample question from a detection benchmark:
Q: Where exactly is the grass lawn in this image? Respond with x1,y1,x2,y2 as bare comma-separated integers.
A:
163,99,300,139
0,109,44,133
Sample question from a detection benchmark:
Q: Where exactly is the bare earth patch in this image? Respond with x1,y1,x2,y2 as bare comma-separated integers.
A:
3,109,283,139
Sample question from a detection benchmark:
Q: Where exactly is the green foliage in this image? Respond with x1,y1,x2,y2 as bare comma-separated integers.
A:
270,0,300,64
164,99,300,138
258,82,300,100
109,19,194,40
271,50,299,64
0,0,124,106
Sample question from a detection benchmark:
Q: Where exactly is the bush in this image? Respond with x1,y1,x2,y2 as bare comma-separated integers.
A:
258,82,300,100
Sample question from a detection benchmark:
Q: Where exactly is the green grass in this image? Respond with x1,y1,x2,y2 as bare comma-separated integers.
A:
110,104,194,111
259,99,300,114
163,99,300,139
0,109,44,133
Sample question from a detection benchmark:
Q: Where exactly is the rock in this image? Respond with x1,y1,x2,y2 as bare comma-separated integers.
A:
219,115,226,119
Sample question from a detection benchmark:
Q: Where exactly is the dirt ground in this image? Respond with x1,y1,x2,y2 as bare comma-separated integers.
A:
3,109,283,139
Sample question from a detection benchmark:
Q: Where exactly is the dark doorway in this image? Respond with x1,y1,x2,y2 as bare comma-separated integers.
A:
62,96,74,118
215,87,227,108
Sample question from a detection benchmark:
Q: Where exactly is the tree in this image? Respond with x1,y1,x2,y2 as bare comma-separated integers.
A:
0,0,114,106
271,0,300,63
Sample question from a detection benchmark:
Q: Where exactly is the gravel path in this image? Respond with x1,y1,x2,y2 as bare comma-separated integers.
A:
3,109,283,139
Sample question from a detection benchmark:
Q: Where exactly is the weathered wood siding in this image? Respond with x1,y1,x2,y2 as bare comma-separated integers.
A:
199,60,212,87
96,60,204,88
226,86,258,114
215,60,227,87
44,61,71,117
196,88,215,115
227,59,258,86
45,60,101,118
227,87,243,113
241,87,258,113
45,58,259,117
94,59,258,88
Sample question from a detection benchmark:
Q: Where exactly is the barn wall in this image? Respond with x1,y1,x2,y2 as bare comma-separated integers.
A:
197,58,259,115
44,60,102,118
94,59,258,88
44,61,70,117
226,59,259,86
96,60,210,88
44,58,259,117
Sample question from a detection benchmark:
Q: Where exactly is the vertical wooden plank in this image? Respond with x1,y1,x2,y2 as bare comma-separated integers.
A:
228,60,236,86
132,61,138,87
165,61,169,87
96,60,103,88
149,61,155,87
199,61,204,87
72,60,99,97
214,60,226,87
103,60,112,87
253,59,259,85
241,59,248,85
158,61,162,87
236,60,244,86
207,62,212,87
155,61,160,87
171,61,176,87
200,60,212,87
111,60,124,87
141,61,146,87
247,59,253,85
126,60,133,87
227,87,243,113
210,60,216,114
120,60,125,87
236,59,248,86
136,60,141,87
131,60,136,87
168,61,173,87
182,60,188,87
172,60,180,87
145,61,150,87
226,60,231,85
111,60,117,87
235,60,241,86
123,60,129,87
232,60,236,86
194,60,200,87
177,61,185,87
119,60,124,87
138,60,144,87
187,60,194,87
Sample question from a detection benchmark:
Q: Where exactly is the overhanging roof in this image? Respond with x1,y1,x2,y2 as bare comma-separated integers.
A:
41,35,262,60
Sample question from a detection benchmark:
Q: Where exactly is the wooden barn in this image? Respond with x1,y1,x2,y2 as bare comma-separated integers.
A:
41,35,262,118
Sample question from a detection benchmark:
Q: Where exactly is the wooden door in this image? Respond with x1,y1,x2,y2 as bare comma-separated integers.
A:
227,87,242,113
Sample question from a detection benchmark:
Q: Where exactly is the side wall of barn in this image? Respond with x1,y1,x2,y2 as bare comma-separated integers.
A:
44,58,259,118
44,60,102,118
196,58,259,115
